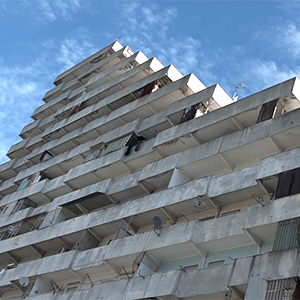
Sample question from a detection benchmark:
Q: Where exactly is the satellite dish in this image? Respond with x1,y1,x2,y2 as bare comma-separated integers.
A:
153,216,163,236
19,276,29,287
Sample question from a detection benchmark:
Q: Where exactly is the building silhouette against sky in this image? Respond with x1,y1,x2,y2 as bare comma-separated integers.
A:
0,41,300,299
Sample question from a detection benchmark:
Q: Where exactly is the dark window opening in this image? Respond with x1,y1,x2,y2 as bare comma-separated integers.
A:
61,192,113,219
275,168,300,199
257,99,278,123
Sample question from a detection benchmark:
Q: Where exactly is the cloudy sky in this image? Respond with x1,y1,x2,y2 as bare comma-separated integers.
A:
0,0,300,163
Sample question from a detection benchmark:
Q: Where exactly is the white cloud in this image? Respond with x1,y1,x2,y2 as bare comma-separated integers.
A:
42,27,97,75
54,0,80,19
247,59,298,90
23,0,82,23
278,21,300,58
0,63,42,163
0,32,96,164
119,2,204,77
56,38,95,70
38,1,57,22
219,58,299,99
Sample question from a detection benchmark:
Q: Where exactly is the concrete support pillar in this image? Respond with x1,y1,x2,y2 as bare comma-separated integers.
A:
244,272,267,300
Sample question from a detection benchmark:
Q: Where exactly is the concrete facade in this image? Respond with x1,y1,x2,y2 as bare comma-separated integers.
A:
0,41,300,299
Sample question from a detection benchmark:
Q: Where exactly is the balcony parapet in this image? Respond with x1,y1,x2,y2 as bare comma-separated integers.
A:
53,40,123,85
11,249,300,300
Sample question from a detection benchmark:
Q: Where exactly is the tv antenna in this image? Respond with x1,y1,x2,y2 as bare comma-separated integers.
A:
232,81,247,101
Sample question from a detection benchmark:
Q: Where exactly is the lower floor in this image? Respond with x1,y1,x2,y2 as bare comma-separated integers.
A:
2,248,300,300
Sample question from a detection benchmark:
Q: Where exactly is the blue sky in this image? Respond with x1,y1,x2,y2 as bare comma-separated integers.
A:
0,0,300,163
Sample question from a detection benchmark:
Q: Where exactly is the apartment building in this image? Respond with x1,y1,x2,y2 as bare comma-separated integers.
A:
0,40,300,299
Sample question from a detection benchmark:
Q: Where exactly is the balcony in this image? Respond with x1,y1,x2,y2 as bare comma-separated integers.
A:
31,91,71,123
83,49,148,91
154,77,300,158
53,40,123,85
42,81,65,103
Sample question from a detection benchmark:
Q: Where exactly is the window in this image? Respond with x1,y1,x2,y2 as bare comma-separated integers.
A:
0,222,22,241
12,198,37,214
221,209,241,217
84,143,107,162
1,206,9,215
273,217,300,252
257,99,278,123
265,278,300,300
199,215,216,222
275,168,300,199
30,214,46,231
0,213,46,241
207,260,225,268
102,133,145,157
104,134,133,155
17,172,46,191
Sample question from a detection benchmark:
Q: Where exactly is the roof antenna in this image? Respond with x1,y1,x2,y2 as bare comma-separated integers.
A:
232,81,247,101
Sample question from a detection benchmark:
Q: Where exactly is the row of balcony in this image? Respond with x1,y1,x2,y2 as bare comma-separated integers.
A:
1,201,300,299
5,64,196,163
0,76,195,193
53,41,124,87
1,140,300,267
13,50,154,151
1,76,298,205
1,91,299,218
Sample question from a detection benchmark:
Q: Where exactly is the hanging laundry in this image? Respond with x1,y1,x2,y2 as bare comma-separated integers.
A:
68,103,82,117
179,104,198,124
141,81,159,97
